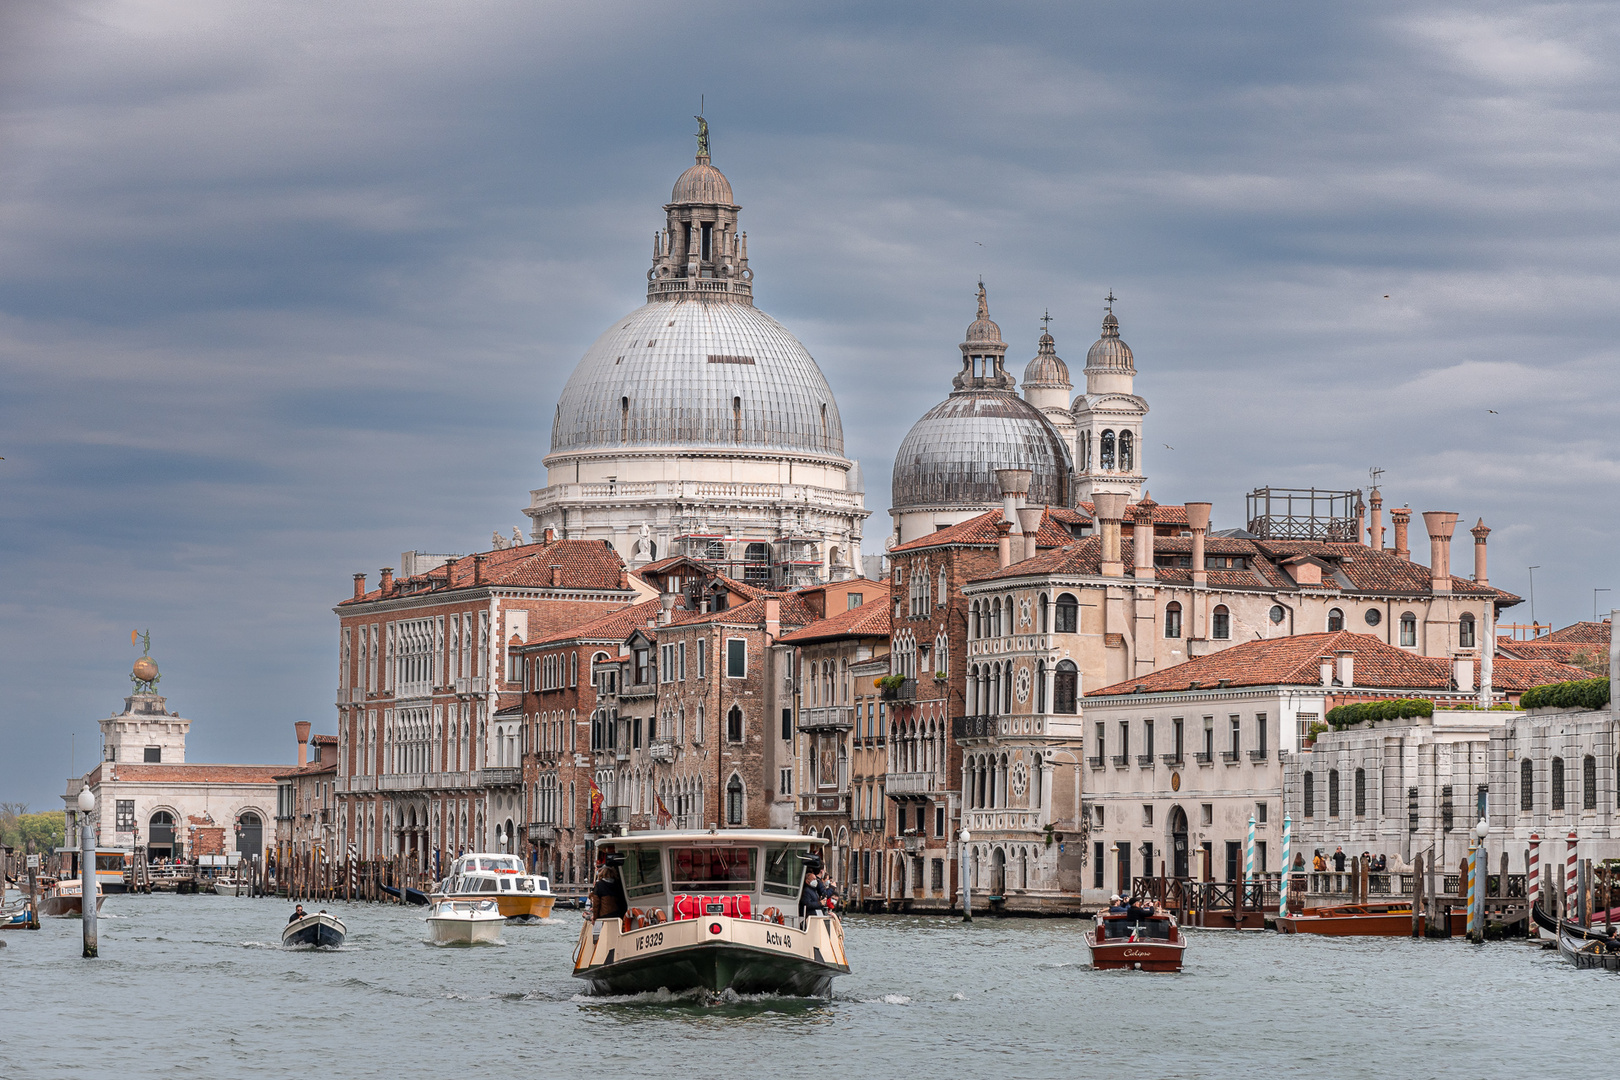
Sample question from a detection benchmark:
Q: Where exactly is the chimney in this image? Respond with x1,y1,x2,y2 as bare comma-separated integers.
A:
1016,506,1044,562
764,597,780,640
1368,489,1385,551
1335,649,1354,688
543,527,556,544
1353,494,1366,550
1422,511,1460,593
996,519,1014,570
996,468,1033,529
379,567,394,595
1454,652,1474,693
1390,508,1411,561
473,554,487,586
444,557,457,586
658,592,677,626
551,564,563,587
1470,518,1491,585
1319,658,1333,687
1185,501,1212,587
618,568,630,590
1093,492,1129,577
1132,492,1158,581
295,720,311,768
353,573,366,600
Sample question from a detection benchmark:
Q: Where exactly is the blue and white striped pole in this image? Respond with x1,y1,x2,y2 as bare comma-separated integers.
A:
1245,814,1256,892
1279,815,1292,914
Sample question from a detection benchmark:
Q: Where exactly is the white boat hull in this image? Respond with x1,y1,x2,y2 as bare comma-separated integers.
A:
214,881,248,897
428,913,504,945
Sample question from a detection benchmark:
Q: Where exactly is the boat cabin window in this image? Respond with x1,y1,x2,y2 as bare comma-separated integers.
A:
516,878,535,893
620,848,666,900
669,846,757,891
465,877,498,893
763,845,814,898
1103,916,1171,941
499,878,514,891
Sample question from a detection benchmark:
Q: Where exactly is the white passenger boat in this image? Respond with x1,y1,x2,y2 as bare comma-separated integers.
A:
431,853,556,920
572,830,850,997
426,899,504,945
213,875,248,897
38,879,105,918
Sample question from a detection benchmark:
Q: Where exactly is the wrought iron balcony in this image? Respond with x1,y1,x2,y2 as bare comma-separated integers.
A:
1088,755,1105,769
881,679,917,702
1136,754,1156,767
1111,754,1128,767
1195,751,1213,765
1249,749,1270,763
1221,750,1240,763
1160,753,1184,767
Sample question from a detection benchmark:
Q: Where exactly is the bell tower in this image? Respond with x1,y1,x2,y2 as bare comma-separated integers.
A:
1071,297,1147,503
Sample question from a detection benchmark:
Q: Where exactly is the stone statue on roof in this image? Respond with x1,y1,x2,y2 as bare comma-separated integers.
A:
694,114,709,157
492,530,507,550
512,527,524,547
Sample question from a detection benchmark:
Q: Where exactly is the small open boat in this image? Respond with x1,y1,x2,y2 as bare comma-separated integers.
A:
37,879,105,918
1086,910,1187,971
426,899,503,945
1276,902,1466,936
282,910,347,949
213,875,248,897
572,830,849,996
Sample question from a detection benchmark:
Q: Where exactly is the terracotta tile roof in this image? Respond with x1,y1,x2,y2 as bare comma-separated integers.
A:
1077,500,1189,525
776,598,893,644
889,507,1092,554
1488,657,1596,691
529,599,662,647
342,539,630,605
272,760,338,781
665,591,818,630
87,763,284,786
1539,620,1612,645
1088,632,1435,697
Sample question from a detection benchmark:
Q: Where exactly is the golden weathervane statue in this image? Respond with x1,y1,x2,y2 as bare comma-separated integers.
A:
130,628,160,692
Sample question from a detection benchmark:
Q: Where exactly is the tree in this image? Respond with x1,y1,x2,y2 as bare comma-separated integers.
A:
0,807,65,853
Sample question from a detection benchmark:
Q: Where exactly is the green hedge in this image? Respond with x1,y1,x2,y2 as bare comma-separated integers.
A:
1326,698,1434,730
1519,677,1610,711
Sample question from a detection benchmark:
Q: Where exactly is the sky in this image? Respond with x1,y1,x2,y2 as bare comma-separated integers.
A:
3,1,1617,808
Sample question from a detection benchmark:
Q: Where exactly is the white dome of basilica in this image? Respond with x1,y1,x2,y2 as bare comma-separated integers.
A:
549,300,845,457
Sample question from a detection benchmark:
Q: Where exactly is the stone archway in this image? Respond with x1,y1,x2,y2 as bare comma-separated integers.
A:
1168,805,1190,879
991,847,1006,895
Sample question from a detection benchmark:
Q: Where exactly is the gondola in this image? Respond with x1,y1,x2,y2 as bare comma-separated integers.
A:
1557,926,1620,972
281,910,347,948
1532,904,1620,942
379,883,431,906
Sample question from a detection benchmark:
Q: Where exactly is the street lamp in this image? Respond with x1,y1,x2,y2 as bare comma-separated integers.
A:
959,827,973,923
1469,817,1489,944
77,787,98,958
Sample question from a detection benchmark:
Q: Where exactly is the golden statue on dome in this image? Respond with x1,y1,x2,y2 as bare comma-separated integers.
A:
130,628,160,691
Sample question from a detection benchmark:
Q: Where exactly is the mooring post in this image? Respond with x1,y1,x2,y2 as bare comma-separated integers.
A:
25,841,40,930
77,788,98,958
1411,852,1424,938
959,828,972,922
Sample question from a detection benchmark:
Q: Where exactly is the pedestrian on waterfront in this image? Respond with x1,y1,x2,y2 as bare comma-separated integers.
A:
1312,851,1326,872
1292,852,1306,872
288,903,306,925
1332,847,1347,872
1374,853,1387,873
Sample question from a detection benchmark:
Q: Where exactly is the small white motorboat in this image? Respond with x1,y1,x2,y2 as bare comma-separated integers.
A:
282,910,347,949
213,875,248,897
427,899,504,945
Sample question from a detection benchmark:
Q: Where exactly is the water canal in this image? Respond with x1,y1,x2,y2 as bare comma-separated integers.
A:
2,894,1615,1079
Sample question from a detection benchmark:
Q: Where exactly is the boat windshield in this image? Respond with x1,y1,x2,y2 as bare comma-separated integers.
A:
1103,917,1172,941
668,847,757,891
762,844,814,899
620,848,665,900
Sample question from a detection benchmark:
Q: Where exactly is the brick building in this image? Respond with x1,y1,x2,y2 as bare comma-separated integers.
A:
332,535,645,867
273,721,338,869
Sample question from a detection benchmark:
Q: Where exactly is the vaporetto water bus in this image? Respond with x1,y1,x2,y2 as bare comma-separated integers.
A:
431,853,556,920
572,829,850,997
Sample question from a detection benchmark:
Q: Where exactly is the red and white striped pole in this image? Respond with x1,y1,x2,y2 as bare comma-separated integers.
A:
1526,833,1540,918
1565,830,1578,919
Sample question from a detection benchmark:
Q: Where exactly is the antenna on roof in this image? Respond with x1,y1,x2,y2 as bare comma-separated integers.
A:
1369,466,1385,488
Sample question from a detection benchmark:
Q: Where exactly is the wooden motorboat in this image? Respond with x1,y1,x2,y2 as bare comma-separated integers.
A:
1086,910,1187,971
38,879,106,918
572,830,850,997
1275,902,1466,936
426,899,503,945
281,911,347,948
213,875,248,897
431,853,555,920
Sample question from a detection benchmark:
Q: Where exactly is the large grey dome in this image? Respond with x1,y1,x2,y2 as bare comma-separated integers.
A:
549,299,846,457
891,390,1072,511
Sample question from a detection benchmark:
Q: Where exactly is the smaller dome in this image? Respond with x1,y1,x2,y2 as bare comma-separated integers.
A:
1085,311,1134,371
671,156,734,205
965,282,1002,344
1023,330,1071,388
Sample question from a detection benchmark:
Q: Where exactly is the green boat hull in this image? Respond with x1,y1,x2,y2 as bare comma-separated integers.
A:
575,940,848,997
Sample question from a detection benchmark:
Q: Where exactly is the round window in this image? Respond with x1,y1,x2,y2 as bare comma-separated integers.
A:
1269,605,1285,624
1364,609,1382,626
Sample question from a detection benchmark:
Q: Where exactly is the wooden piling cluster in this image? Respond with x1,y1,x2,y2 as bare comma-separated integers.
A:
272,855,434,904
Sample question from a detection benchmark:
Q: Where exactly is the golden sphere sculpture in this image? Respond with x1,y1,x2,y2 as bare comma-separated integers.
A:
132,656,160,685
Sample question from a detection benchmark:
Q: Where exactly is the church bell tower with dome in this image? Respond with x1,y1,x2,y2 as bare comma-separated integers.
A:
1071,300,1148,503
525,124,869,586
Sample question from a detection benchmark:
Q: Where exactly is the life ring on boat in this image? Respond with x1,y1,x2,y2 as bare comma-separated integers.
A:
646,908,667,925
623,908,648,932
760,906,785,925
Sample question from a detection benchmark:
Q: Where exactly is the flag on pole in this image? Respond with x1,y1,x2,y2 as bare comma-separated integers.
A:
654,794,673,827
587,776,605,831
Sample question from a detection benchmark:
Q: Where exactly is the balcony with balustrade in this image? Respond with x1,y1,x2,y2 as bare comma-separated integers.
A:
799,706,854,731
479,767,522,788
884,771,939,797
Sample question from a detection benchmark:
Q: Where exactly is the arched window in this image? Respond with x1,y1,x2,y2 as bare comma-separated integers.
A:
1035,659,1047,712
726,775,744,825
1100,430,1116,470
743,542,769,585
1354,768,1366,817
1055,593,1079,634
1520,758,1534,811
1303,772,1315,818
1053,660,1078,714
935,633,948,677
1039,594,1050,633
1119,430,1134,472
1327,769,1340,817
1164,601,1182,639
1551,757,1565,810
937,567,948,605
1327,608,1344,632
1080,430,1091,471
726,704,743,743
1584,755,1597,810
1399,612,1417,647
1212,605,1231,640
1459,614,1476,649
969,601,980,640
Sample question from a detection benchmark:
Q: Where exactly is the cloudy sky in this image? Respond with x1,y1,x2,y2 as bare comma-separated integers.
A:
3,1,1616,807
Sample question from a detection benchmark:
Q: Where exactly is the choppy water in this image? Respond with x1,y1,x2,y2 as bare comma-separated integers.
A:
2,892,1616,1079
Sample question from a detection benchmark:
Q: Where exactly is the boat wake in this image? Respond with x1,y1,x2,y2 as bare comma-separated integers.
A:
572,986,832,1009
